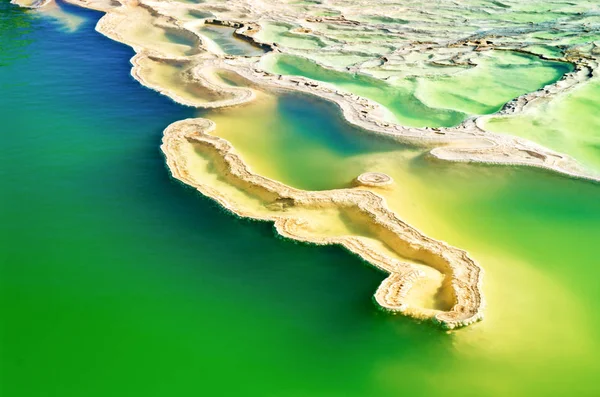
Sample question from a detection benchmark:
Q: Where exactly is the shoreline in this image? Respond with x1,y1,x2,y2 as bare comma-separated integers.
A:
13,0,600,328
161,117,484,329
53,0,600,183
11,0,52,8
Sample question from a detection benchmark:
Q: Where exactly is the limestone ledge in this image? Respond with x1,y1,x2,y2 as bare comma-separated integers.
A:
203,18,275,53
229,60,600,183
37,0,600,182
16,0,600,329
161,117,485,329
129,54,256,109
354,172,393,188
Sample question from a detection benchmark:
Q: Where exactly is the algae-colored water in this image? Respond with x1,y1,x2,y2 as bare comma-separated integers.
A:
209,92,600,395
484,78,600,173
260,52,572,128
198,24,265,57
255,22,326,50
2,2,600,397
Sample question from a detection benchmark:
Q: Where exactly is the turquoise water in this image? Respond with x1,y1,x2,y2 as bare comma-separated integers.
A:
2,2,600,397
0,3,443,396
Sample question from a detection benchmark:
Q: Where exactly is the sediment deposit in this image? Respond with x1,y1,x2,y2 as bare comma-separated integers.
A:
15,0,600,327
11,0,51,8
355,172,393,188
161,117,484,329
33,0,600,182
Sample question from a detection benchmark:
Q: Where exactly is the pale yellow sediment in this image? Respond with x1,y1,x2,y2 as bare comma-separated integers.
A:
18,0,600,329
130,55,254,107
354,172,393,188
11,0,52,8
161,118,484,328
36,0,598,182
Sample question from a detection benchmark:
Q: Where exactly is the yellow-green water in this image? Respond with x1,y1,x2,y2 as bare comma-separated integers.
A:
259,51,572,127
255,22,327,50
485,78,600,173
198,24,266,56
208,92,600,395
2,1,600,396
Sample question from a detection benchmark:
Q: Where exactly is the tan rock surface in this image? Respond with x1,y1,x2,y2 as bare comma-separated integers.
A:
16,0,600,328
161,117,484,328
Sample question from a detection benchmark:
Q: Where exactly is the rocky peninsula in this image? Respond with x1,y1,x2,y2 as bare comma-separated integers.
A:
14,0,600,328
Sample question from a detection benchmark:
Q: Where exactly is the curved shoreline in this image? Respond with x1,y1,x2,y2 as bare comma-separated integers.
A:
11,0,52,8
161,117,484,329
46,0,600,183
14,0,600,328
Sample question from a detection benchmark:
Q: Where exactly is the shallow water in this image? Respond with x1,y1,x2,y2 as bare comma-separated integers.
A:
207,89,600,396
260,52,571,128
484,78,600,173
135,56,232,105
256,21,326,50
110,4,199,57
2,2,600,397
197,24,265,57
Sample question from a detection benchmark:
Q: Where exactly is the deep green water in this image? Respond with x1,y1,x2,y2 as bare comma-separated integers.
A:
2,2,600,397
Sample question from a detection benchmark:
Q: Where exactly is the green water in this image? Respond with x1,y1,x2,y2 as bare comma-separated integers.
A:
255,22,326,50
2,2,600,397
211,92,600,395
260,52,572,128
208,94,400,191
485,78,600,173
198,24,265,57
213,93,600,291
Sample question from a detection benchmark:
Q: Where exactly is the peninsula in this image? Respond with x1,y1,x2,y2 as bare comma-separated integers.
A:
14,0,600,328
